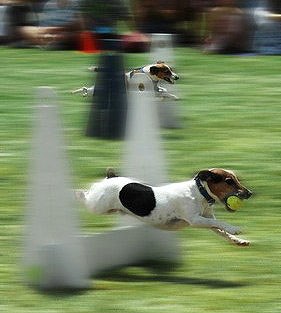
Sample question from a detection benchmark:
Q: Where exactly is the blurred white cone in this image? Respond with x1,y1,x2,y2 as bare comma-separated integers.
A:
122,73,167,185
23,87,89,290
119,74,180,268
150,33,174,64
150,33,182,129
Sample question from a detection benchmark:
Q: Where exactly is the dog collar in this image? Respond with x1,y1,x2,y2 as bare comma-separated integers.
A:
194,176,216,206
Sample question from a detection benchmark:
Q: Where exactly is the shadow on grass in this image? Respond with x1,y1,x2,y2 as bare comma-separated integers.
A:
34,286,96,297
30,274,247,296
100,271,247,289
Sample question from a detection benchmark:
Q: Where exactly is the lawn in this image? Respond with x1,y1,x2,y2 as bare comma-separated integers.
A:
0,46,281,313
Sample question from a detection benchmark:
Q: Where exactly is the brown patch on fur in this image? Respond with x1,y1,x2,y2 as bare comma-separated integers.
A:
149,63,175,82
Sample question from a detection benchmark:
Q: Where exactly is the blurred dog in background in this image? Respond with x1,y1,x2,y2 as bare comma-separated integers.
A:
72,61,179,99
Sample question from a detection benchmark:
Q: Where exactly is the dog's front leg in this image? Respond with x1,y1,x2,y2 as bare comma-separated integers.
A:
201,211,249,246
211,228,250,246
88,66,98,72
188,215,241,235
165,93,179,100
157,87,179,100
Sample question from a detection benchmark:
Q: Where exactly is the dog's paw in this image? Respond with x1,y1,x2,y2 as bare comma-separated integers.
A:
235,238,250,246
227,226,241,235
71,89,80,95
88,66,98,72
71,87,88,96
163,93,179,100
171,94,179,100
79,87,88,97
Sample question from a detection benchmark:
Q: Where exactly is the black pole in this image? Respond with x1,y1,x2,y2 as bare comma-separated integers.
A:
86,39,127,139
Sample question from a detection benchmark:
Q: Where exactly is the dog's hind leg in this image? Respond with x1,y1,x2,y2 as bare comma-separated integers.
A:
71,86,95,97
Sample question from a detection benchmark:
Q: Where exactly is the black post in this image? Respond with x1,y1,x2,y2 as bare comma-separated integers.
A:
86,41,127,139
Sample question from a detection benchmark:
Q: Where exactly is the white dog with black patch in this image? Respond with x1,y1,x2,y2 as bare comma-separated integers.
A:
77,168,252,246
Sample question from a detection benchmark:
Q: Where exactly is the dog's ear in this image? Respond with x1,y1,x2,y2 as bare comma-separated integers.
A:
150,66,159,75
157,60,165,64
197,170,222,183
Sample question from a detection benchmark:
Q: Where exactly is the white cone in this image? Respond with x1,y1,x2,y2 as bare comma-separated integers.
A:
23,87,89,290
150,33,174,64
122,73,167,185
150,33,182,129
118,74,180,266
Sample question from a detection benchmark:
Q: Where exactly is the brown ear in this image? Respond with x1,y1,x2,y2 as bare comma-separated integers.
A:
197,170,222,183
157,60,165,64
150,66,159,75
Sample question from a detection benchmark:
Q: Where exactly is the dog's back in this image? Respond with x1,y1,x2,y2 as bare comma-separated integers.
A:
84,177,132,214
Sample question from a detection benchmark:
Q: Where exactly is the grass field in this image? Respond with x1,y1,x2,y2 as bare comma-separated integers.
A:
1,47,281,313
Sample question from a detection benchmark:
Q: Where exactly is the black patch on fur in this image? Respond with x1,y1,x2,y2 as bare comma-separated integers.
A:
119,183,156,216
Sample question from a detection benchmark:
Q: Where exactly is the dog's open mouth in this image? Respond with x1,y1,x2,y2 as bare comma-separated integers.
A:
164,77,174,84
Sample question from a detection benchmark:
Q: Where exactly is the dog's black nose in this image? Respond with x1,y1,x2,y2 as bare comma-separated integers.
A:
240,190,252,199
174,75,179,80
246,190,252,199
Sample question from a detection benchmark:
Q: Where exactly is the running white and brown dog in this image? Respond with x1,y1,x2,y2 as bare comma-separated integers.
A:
77,168,252,246
72,61,179,100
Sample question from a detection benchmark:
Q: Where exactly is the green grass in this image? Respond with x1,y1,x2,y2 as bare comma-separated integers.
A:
0,47,281,312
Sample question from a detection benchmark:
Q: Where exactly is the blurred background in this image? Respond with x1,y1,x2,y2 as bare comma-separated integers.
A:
0,0,280,54
0,0,281,312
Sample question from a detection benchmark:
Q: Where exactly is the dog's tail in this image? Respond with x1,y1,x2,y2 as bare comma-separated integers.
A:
75,189,86,201
106,168,118,179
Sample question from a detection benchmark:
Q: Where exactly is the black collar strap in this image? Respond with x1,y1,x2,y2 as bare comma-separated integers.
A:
194,176,216,206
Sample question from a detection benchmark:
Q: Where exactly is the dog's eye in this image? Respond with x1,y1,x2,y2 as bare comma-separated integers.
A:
225,178,235,185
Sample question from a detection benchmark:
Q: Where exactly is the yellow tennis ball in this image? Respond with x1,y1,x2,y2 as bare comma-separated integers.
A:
226,196,243,210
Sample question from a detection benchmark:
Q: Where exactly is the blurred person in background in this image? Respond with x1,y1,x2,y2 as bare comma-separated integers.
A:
80,0,132,50
132,0,183,35
253,0,281,55
203,0,253,54
132,0,187,46
0,0,38,47
132,0,218,46
181,0,214,46
0,0,10,44
20,0,83,49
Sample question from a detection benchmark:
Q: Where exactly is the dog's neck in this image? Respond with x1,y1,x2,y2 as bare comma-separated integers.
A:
202,181,221,203
193,177,217,207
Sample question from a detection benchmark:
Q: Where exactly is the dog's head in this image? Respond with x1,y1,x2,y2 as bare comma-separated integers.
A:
149,61,179,84
197,168,252,212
